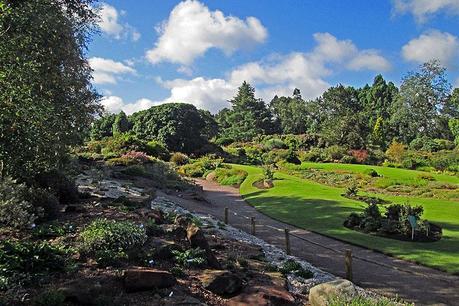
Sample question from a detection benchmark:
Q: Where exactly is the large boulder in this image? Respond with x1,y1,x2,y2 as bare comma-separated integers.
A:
199,270,244,297
228,272,295,306
309,279,357,306
187,224,221,269
123,268,176,293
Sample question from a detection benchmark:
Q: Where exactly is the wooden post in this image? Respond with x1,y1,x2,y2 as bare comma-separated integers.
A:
251,217,256,235
224,207,229,224
345,249,353,281
284,228,291,255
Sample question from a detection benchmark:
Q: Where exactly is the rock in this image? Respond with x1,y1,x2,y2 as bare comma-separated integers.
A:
154,242,183,260
229,272,295,306
123,268,176,293
199,270,243,297
309,279,357,306
187,224,221,269
58,277,115,305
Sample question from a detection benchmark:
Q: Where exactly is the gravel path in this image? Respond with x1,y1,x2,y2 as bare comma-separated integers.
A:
167,179,459,306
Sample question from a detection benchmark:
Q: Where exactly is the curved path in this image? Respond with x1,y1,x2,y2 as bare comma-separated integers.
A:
166,179,459,306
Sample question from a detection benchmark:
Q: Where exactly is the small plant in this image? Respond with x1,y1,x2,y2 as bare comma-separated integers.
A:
278,259,313,279
170,152,189,165
32,222,74,238
363,168,379,177
0,176,36,229
172,247,207,268
0,240,69,290
79,219,147,266
263,165,275,181
145,219,163,236
34,290,66,306
345,185,359,197
170,266,186,278
328,294,413,306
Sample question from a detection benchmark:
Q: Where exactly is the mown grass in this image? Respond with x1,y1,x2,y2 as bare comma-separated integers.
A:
232,163,459,273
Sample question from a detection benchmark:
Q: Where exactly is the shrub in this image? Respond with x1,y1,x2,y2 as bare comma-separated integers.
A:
340,155,356,164
122,151,151,163
170,152,190,165
350,149,369,163
345,185,359,197
299,148,323,162
213,168,248,186
409,136,439,152
278,259,313,279
263,166,275,181
79,219,147,266
264,138,287,150
179,156,222,177
215,137,234,146
0,240,68,290
363,168,379,177
328,294,411,306
29,188,59,221
172,247,207,268
145,140,170,160
34,290,66,306
34,170,79,204
386,140,406,163
324,145,348,161
0,177,36,229
285,149,301,164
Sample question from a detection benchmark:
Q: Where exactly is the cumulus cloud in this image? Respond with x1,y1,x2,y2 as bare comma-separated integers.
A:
146,0,267,65
89,57,136,84
149,33,390,113
401,31,459,68
393,0,459,23
101,96,158,115
97,3,141,41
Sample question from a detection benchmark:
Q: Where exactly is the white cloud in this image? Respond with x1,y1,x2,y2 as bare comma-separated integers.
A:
177,65,193,76
401,31,459,68
150,32,390,113
393,0,459,23
101,96,158,115
160,77,235,113
146,0,267,65
347,50,392,71
98,3,141,41
89,57,136,84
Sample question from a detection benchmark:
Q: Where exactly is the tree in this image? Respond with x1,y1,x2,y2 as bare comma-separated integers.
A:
270,89,310,134
390,61,452,143
112,111,131,135
217,82,276,141
130,103,211,154
0,0,100,179
90,114,117,140
449,119,459,146
312,85,367,148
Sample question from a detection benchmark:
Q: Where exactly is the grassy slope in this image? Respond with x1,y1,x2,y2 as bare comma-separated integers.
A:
232,163,459,273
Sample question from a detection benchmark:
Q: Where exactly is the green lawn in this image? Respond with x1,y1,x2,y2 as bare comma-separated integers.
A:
232,163,459,273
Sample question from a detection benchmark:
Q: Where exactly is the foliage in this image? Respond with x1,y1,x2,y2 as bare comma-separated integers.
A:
345,185,359,197
270,89,310,134
130,103,214,154
172,247,207,268
170,152,190,165
363,168,379,177
179,156,222,177
449,118,459,146
263,165,275,181
0,0,101,179
0,177,36,229
79,219,147,266
34,170,78,204
212,167,248,186
278,259,313,278
0,240,69,290
385,140,406,163
217,82,277,142
145,140,170,160
264,138,287,150
33,290,66,306
327,294,412,306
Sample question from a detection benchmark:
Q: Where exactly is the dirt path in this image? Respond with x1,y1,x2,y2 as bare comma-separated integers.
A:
164,179,459,306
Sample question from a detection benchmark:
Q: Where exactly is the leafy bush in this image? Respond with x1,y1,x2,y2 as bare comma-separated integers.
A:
264,138,287,150
299,148,323,162
170,152,190,165
145,140,170,160
409,136,439,152
34,170,78,204
34,290,66,306
350,149,369,163
179,156,222,177
213,168,248,186
386,140,406,163
340,155,356,164
323,145,348,161
285,149,301,164
278,259,313,278
0,240,69,290
121,151,151,163
345,185,359,197
79,219,147,266
0,177,36,229
363,168,379,177
263,166,275,181
29,188,59,221
172,247,207,268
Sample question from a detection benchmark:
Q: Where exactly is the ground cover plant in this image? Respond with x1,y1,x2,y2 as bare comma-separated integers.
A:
233,163,459,273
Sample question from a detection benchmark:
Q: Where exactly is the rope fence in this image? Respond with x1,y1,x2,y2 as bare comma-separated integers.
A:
222,206,435,280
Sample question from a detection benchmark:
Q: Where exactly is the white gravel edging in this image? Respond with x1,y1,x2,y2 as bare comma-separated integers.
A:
151,196,336,295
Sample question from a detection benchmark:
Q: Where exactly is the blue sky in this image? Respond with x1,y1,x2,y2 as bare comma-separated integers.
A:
88,0,459,114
